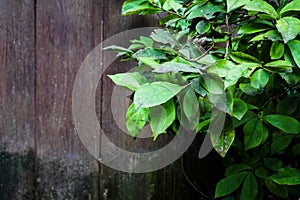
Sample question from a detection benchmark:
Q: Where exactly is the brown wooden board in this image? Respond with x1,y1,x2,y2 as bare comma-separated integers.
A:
35,0,101,199
0,0,36,199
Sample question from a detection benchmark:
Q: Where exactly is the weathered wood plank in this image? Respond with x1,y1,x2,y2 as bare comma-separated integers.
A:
0,0,36,199
35,0,101,199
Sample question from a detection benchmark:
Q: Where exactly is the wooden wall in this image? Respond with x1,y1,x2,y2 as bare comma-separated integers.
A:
0,0,221,199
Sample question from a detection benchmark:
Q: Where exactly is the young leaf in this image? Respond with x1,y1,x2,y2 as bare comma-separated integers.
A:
264,114,300,134
232,99,248,120
276,17,300,43
211,118,235,157
126,103,149,137
270,41,284,59
215,172,248,198
241,173,258,200
108,72,147,91
243,0,279,19
250,69,269,90
227,0,250,12
244,118,268,150
134,81,183,108
288,39,300,68
269,168,300,185
280,0,300,15
150,99,176,140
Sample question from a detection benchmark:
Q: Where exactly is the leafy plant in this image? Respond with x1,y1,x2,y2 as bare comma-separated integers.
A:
107,0,300,199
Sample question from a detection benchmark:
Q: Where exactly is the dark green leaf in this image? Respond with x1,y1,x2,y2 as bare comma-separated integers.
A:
126,103,149,137
264,157,283,171
270,41,284,59
232,99,248,120
244,118,268,150
150,99,176,140
225,164,251,176
134,81,183,108
276,17,300,43
241,173,258,200
196,20,210,34
265,179,289,199
276,95,299,115
230,52,261,64
238,23,271,35
288,39,300,68
108,72,147,91
233,111,256,128
269,168,300,185
271,134,293,154
227,0,250,12
239,83,259,96
292,143,300,155
264,114,300,134
255,167,267,178
215,172,248,198
250,69,269,89
244,0,279,19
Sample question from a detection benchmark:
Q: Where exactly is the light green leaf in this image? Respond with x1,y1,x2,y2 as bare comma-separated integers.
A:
104,45,134,53
187,5,225,19
230,52,261,64
196,20,210,34
276,17,300,43
122,0,161,15
264,60,293,72
225,164,251,176
244,0,279,19
250,30,281,42
271,134,293,154
182,88,200,130
108,72,147,91
163,0,182,11
227,0,250,12
126,103,149,137
211,118,235,157
264,157,283,171
134,48,167,60
241,173,258,200
150,99,176,140
270,168,300,185
264,114,300,134
280,0,300,15
244,118,268,150
270,41,284,59
288,39,300,68
232,99,248,120
250,69,269,89
265,179,289,199
134,81,183,108
150,29,180,47
196,119,211,132
215,172,248,198
238,23,271,35
153,62,201,73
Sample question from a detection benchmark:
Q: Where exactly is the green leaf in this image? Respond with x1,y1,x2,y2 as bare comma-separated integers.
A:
255,167,267,178
238,23,271,35
244,118,268,150
271,134,293,154
187,5,225,19
104,45,134,53
232,99,248,120
150,99,176,140
250,69,269,90
280,0,300,15
269,168,300,185
288,39,300,68
108,72,147,91
150,29,180,47
153,62,200,73
276,95,299,115
227,0,250,12
126,103,149,137
265,179,289,199
134,48,167,60
233,111,256,128
134,81,183,108
244,0,279,19
276,17,300,43
241,173,258,200
196,119,211,132
239,83,259,96
292,143,300,155
270,41,284,59
264,114,300,134
250,30,282,42
215,172,248,198
225,164,251,176
230,52,261,64
211,118,235,157
264,157,283,171
264,60,292,72
163,0,182,11
182,88,200,130
196,20,210,34
122,0,161,15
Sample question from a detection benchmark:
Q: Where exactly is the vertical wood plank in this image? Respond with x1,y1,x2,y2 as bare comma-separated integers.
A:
35,0,101,199
0,0,36,199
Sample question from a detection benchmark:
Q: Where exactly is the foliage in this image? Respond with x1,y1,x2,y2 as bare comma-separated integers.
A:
107,0,300,199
